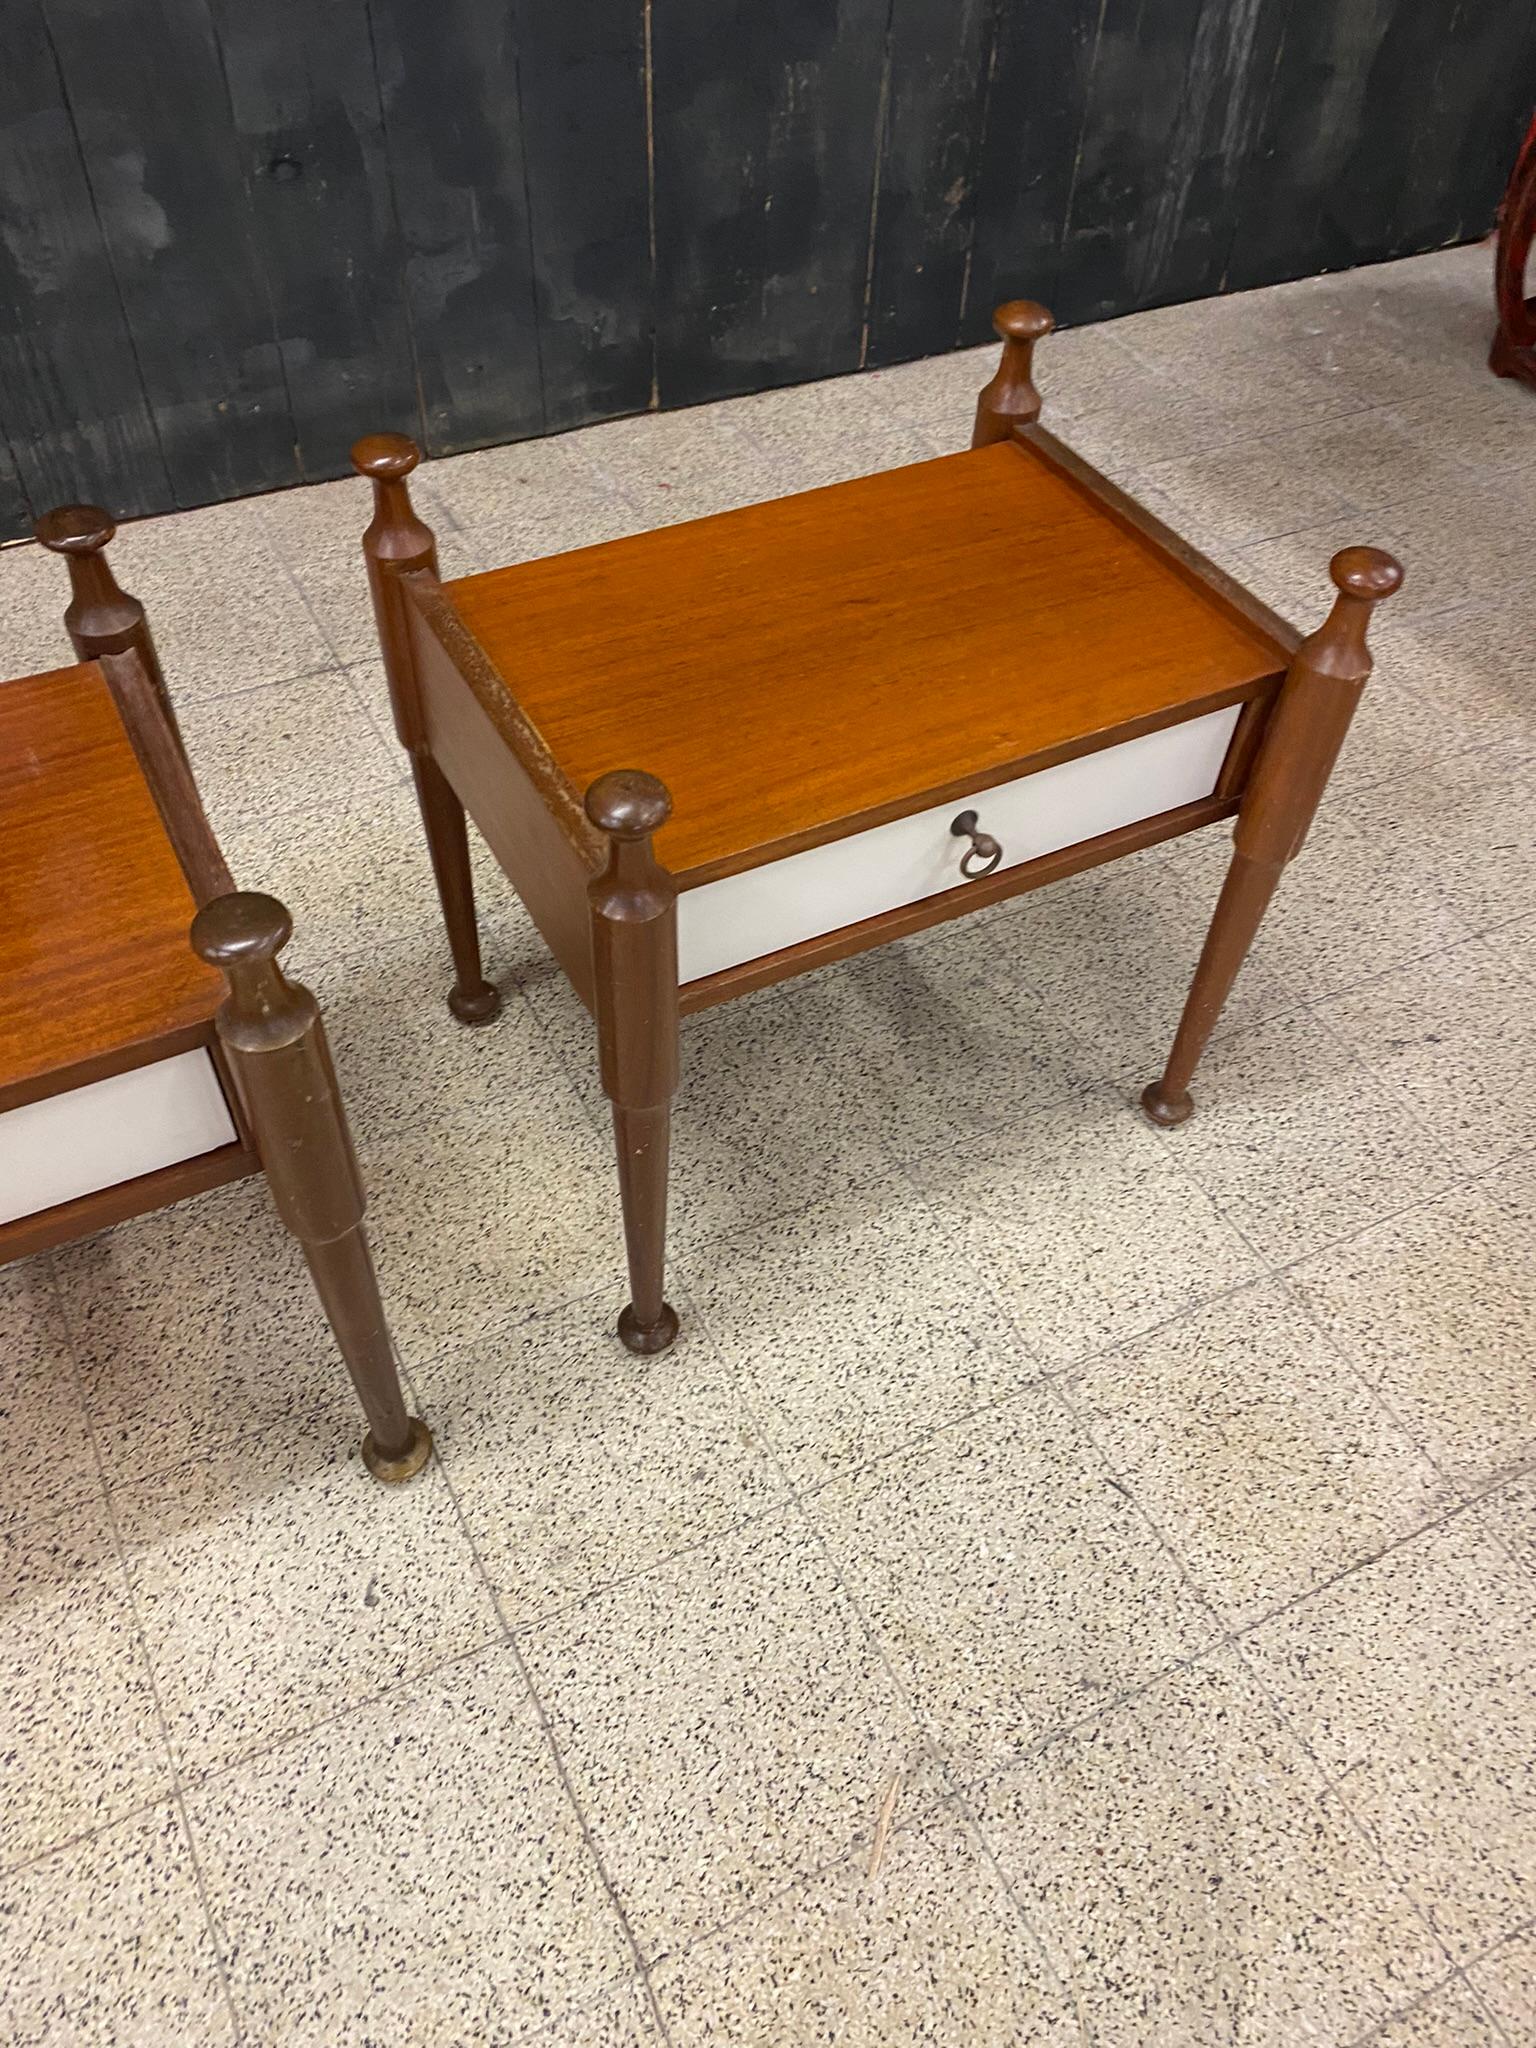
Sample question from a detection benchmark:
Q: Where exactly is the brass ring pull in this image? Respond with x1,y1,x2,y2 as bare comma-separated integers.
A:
951,809,1003,879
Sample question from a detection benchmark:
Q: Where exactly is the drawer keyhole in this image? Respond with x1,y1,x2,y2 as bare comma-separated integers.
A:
951,809,1003,879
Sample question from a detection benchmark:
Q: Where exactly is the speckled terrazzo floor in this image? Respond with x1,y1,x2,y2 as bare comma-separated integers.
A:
4,242,1536,2047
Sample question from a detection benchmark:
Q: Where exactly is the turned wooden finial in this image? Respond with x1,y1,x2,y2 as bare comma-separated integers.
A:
191,889,294,982
36,499,187,758
972,300,1056,448
36,503,153,657
192,887,433,1482
585,769,673,844
351,431,439,759
1301,547,1405,679
351,432,436,569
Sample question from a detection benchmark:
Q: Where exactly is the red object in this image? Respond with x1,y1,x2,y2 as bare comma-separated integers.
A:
1491,110,1536,387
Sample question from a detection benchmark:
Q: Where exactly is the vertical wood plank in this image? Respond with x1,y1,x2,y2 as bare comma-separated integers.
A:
1228,0,1433,292
4,0,1533,539
962,0,1104,340
514,0,653,429
864,0,994,366
41,0,297,506
0,0,169,528
1379,0,1536,252
1124,0,1289,310
208,0,423,473
367,0,544,454
1049,0,1220,323
651,0,890,405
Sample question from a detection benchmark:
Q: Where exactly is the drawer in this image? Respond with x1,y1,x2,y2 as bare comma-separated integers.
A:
677,702,1242,983
0,1049,238,1225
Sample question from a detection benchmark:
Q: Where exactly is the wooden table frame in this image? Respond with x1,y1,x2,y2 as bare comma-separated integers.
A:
1,513,431,1481
354,301,1402,1356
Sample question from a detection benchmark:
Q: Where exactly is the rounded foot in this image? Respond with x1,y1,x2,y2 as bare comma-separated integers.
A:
448,981,502,1026
361,1415,434,1483
1140,1082,1194,1128
618,1301,680,1355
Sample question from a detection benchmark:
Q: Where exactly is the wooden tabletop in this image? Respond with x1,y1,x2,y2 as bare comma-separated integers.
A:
0,661,220,1106
447,437,1290,879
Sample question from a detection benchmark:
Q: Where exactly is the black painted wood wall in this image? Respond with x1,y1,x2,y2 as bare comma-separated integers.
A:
1,0,1531,540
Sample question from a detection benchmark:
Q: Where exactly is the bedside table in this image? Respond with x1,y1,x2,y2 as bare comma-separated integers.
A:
353,301,1403,1355
0,511,431,1480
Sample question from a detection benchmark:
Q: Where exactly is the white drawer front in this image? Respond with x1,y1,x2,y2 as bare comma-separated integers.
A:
0,1049,238,1225
678,703,1241,983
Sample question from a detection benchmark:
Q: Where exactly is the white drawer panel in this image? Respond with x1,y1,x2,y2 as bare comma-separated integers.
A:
0,1049,238,1225
678,703,1241,983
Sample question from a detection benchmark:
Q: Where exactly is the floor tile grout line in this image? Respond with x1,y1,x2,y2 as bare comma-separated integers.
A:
1035,1284,1508,1931
499,1644,679,2045
416,1366,681,2046
1448,1915,1536,2048
1012,1363,1497,1993
157,1636,503,1808
42,1260,247,2045
6,239,1531,2031
678,1275,1094,2041
390,929,1531,1550
1223,1630,1468,1994
50,972,1533,1533
702,1286,1531,1952
1343,1970,1486,2048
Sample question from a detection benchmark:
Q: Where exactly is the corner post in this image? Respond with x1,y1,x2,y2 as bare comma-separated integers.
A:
972,301,1055,448
191,891,433,1481
1491,117,1536,386
1142,547,1404,1127
586,771,680,1356
350,433,500,1027
34,504,185,754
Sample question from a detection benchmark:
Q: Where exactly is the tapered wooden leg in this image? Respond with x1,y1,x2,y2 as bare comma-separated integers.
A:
1140,854,1282,1126
1142,547,1404,1126
297,1228,431,1480
612,1103,677,1353
586,771,680,1355
192,891,432,1481
352,432,500,1027
411,753,500,1024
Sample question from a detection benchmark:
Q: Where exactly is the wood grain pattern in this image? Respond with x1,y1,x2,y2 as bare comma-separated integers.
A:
514,0,653,429
1394,4,1536,254
407,579,598,1004
0,0,1523,537
0,662,222,1106
650,0,888,401
864,0,993,364
0,0,169,520
1226,0,1535,291
1115,0,1287,313
962,0,1105,338
367,0,544,453
1049,0,1274,322
446,438,1288,879
211,0,423,470
40,0,295,504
